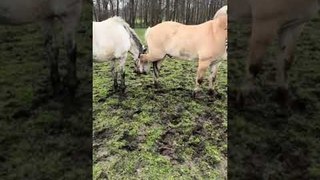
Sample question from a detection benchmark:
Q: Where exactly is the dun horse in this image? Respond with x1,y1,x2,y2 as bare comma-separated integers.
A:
229,0,320,103
139,14,227,96
93,16,145,93
0,0,82,95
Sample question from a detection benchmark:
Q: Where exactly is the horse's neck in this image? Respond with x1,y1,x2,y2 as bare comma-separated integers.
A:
129,39,141,57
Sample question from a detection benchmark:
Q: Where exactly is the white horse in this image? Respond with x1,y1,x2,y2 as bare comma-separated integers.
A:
0,0,82,95
93,16,145,92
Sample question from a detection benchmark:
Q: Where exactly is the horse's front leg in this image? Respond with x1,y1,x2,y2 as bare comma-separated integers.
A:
140,53,165,87
208,61,222,95
237,20,278,104
61,8,81,96
275,24,304,105
110,59,118,92
194,59,211,97
42,19,60,95
152,59,164,87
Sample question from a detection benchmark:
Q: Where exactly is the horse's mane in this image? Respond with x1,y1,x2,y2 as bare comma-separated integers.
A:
109,16,144,53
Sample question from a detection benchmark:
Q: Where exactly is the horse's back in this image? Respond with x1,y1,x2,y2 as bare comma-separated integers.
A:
93,18,131,61
145,20,224,60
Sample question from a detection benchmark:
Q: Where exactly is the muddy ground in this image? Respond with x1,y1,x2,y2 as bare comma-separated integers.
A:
93,29,228,179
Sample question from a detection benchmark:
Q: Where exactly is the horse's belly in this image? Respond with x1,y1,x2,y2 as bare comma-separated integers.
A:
93,51,115,62
167,48,198,61
166,41,199,61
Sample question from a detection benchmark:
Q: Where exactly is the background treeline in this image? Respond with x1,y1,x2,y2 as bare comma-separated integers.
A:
93,0,227,27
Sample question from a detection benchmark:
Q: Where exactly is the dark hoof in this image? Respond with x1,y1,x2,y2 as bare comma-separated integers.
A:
154,82,161,89
192,91,199,99
208,89,216,96
119,85,126,94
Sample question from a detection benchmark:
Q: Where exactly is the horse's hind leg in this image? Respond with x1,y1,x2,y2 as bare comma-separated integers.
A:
61,4,82,95
276,24,304,105
119,55,127,93
110,59,118,92
42,19,60,95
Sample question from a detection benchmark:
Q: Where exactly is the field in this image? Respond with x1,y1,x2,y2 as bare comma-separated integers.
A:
93,29,228,179
228,15,320,179
0,4,92,179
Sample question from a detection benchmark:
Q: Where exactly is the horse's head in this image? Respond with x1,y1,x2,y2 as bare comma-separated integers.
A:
214,14,228,44
134,46,149,74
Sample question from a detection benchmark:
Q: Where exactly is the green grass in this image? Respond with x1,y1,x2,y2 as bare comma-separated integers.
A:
93,29,227,179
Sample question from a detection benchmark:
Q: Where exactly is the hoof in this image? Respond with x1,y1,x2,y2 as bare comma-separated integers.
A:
193,88,201,98
119,85,126,94
154,82,161,89
208,89,216,96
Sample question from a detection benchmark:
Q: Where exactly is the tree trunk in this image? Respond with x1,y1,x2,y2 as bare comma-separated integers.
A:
116,0,119,15
130,0,135,28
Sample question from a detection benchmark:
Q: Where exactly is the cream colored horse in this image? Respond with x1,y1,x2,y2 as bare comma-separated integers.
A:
229,0,320,103
139,14,227,95
0,0,82,95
